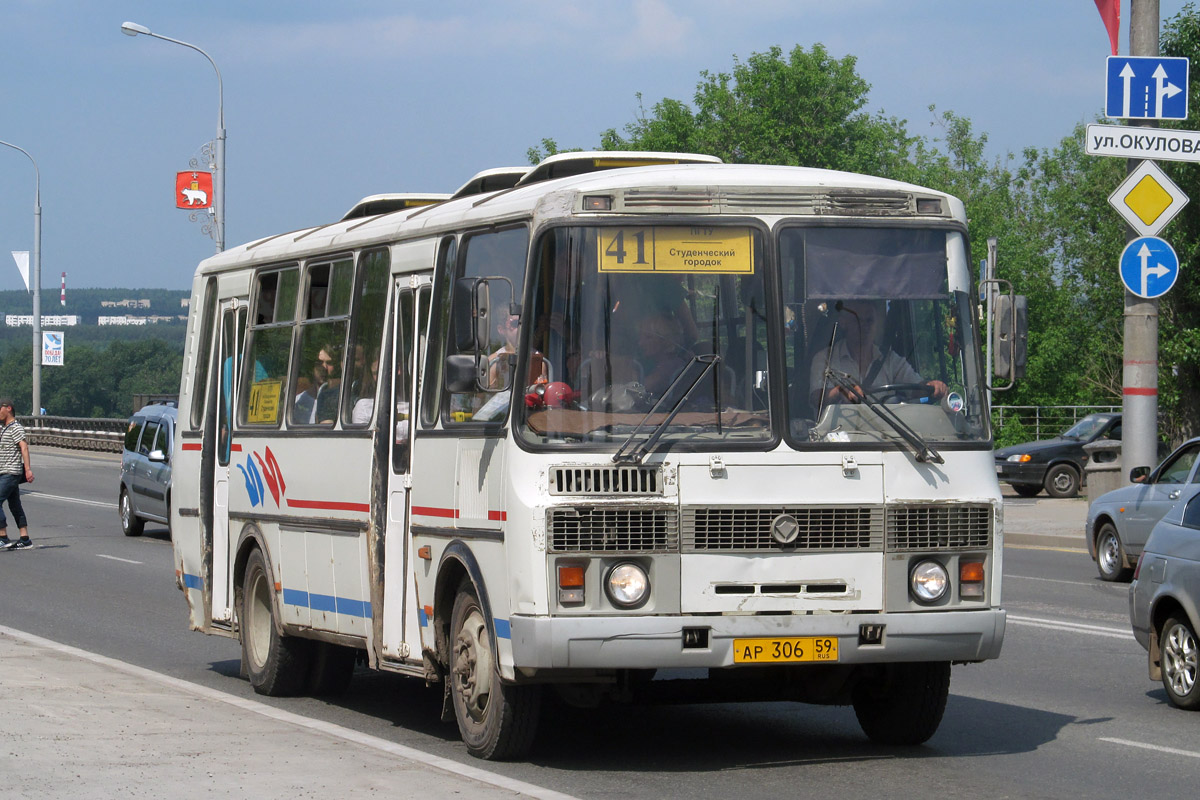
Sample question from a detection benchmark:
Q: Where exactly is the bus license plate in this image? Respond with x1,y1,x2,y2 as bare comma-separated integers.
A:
733,637,838,664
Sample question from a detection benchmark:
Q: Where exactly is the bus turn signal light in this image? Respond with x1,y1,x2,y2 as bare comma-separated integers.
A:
960,561,984,598
558,565,585,605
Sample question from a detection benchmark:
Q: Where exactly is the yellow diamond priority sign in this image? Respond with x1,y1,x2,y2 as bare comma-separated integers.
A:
1109,160,1189,237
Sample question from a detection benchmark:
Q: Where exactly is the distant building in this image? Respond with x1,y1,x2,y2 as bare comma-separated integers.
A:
180,298,190,308
99,299,151,309
5,315,79,327
98,315,148,326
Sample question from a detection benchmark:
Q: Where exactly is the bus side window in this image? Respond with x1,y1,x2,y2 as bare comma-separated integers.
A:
442,226,528,424
241,266,299,427
189,278,218,431
393,289,415,471
344,249,390,427
291,258,353,426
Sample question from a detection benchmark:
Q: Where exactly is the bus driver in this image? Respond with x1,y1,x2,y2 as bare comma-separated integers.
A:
809,300,947,407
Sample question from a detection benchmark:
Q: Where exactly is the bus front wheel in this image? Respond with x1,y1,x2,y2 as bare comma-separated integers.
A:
449,580,541,759
852,661,950,745
240,548,311,696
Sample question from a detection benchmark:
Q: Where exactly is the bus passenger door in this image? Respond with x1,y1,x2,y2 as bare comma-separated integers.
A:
209,300,246,625
381,277,430,660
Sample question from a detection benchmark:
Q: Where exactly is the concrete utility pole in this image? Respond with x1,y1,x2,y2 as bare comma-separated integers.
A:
1124,0,1161,480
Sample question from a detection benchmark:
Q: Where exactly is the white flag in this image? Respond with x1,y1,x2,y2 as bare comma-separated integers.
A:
11,251,29,292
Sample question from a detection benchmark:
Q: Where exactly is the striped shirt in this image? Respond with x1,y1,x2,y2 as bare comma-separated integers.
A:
0,420,26,475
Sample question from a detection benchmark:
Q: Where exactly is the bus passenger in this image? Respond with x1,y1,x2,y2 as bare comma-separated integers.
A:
489,314,546,389
638,312,692,397
315,342,342,423
809,300,947,407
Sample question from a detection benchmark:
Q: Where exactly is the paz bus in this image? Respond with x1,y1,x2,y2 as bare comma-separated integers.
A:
172,151,1017,759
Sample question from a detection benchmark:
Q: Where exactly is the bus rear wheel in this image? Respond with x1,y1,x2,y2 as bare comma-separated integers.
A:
449,580,540,759
240,548,311,696
852,661,950,745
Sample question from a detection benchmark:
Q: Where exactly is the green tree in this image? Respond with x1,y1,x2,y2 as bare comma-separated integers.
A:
596,44,917,178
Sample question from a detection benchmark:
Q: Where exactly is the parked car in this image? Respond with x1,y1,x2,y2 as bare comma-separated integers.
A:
1129,484,1200,710
994,412,1122,499
1087,437,1200,581
119,403,176,537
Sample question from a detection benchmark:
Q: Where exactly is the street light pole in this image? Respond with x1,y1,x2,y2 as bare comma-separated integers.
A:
0,140,42,417
121,21,225,253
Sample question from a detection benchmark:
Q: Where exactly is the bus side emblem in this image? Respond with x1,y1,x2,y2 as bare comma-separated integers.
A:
771,514,800,546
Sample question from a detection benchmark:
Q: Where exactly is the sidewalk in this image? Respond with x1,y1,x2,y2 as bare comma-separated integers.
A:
0,627,572,800
1001,485,1089,551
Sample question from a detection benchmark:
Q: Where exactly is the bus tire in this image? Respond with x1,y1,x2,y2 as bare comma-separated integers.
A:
449,580,541,760
852,661,950,745
240,548,311,697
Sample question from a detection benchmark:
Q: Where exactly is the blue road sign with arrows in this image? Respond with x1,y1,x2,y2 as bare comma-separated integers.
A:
1120,236,1180,299
1106,56,1189,120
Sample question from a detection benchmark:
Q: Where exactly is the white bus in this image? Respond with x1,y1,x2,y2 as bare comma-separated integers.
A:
173,152,1015,759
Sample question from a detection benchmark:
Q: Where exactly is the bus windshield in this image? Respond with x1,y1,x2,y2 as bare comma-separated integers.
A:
781,226,989,447
514,224,988,450
516,225,772,447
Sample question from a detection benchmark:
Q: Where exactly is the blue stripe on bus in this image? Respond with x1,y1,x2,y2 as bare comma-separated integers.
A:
282,588,371,619
494,618,511,639
183,573,204,590
418,607,429,627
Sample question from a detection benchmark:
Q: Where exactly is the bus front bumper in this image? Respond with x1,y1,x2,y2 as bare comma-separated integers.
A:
507,608,1005,670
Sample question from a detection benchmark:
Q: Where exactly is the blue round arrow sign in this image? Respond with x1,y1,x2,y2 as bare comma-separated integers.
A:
1120,236,1180,299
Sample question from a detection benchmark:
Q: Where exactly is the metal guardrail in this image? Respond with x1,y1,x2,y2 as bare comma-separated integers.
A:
18,415,126,453
992,405,1121,441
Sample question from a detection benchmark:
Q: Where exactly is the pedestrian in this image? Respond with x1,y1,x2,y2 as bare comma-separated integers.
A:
0,398,34,551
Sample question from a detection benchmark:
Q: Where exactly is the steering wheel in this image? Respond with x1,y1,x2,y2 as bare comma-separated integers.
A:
866,382,934,403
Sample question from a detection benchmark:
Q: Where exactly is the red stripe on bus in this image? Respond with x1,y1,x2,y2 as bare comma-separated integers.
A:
181,443,202,451
285,499,371,513
1123,388,1158,395
488,511,508,521
231,444,243,452
412,506,458,519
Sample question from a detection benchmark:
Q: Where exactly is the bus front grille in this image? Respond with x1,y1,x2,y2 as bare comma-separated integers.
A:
886,504,992,551
682,506,884,552
548,465,663,496
548,507,678,553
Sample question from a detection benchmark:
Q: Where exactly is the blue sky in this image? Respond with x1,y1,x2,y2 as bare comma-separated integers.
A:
0,1,1191,291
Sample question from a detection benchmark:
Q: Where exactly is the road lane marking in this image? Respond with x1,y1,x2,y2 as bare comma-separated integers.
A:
0,624,579,800
1004,543,1087,554
1006,574,1098,588
23,491,116,509
97,554,143,565
1007,614,1134,640
1100,737,1200,759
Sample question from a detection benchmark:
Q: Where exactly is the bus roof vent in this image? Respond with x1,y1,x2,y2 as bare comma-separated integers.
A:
621,189,719,211
824,189,912,215
451,167,529,199
340,193,450,221
518,151,722,187
721,190,822,213
549,465,663,496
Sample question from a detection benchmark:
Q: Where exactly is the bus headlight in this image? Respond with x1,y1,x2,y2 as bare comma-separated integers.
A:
910,560,949,604
606,562,649,608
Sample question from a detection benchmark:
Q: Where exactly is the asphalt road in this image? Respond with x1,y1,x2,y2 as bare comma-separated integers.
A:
1,449,1197,799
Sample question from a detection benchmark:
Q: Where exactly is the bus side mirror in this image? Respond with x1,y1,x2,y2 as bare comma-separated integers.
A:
994,293,1027,384
1130,465,1151,483
453,278,491,353
444,353,489,393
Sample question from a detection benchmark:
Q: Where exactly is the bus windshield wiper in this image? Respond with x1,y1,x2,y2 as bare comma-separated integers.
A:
823,368,943,464
613,354,720,464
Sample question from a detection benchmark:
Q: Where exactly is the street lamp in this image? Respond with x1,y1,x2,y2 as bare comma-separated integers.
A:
0,140,42,417
121,21,225,253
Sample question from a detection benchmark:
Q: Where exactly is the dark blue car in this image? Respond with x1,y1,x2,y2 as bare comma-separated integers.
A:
994,412,1121,499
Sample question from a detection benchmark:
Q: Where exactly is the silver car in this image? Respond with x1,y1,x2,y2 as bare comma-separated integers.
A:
1129,485,1200,710
1086,437,1200,581
118,403,176,537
